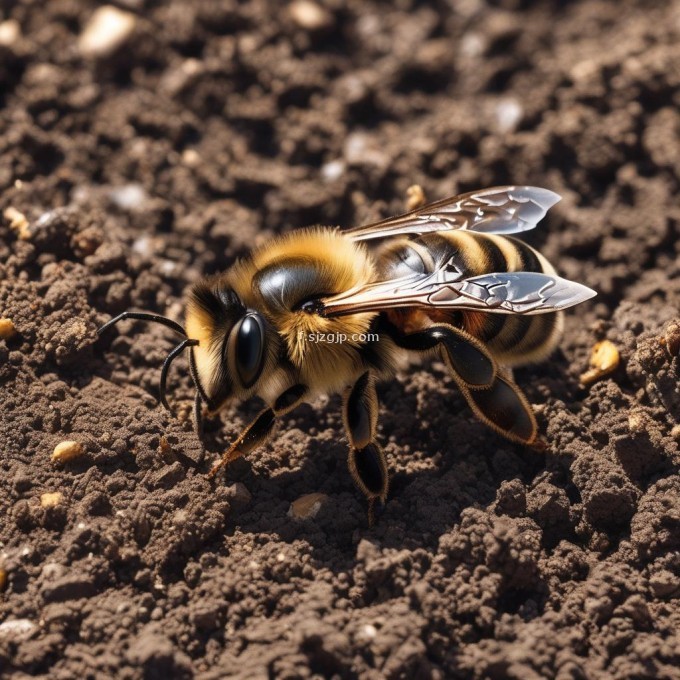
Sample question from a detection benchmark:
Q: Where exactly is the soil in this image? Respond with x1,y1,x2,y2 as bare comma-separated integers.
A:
1,0,679,678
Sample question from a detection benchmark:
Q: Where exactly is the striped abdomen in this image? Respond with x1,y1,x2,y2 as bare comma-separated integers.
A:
376,231,564,367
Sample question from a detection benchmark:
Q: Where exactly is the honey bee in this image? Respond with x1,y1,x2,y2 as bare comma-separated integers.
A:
98,186,595,521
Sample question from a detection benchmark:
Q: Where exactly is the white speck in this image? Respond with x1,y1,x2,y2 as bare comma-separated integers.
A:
495,98,523,133
344,133,367,163
0,19,21,46
42,562,65,579
109,184,148,210
321,160,345,182
77,522,86,529
276,552,286,562
361,624,377,639
0,619,37,641
158,260,177,277
182,149,200,167
79,6,136,58
181,58,202,75
247,560,259,570
344,132,388,168
289,1,332,30
460,32,485,58
132,236,153,258
356,14,379,39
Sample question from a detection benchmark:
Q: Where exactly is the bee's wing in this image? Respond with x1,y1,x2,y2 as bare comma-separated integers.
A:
319,269,596,317
345,186,561,242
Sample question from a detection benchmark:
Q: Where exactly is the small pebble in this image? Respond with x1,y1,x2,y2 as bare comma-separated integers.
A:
52,440,85,464
495,98,523,133
109,183,148,210
79,6,136,58
225,483,252,512
0,619,37,642
360,624,377,640
40,492,64,509
0,318,17,340
288,492,329,519
182,149,200,167
0,19,20,46
321,159,345,182
289,1,333,30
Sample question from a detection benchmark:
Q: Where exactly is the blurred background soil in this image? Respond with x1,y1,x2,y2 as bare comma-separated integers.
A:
0,0,679,677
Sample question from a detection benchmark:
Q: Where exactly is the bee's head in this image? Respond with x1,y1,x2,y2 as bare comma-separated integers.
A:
185,278,272,413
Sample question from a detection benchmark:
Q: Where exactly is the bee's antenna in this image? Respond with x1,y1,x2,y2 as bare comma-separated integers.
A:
159,338,199,412
97,311,187,338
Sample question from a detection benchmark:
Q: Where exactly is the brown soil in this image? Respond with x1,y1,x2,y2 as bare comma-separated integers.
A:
1,1,679,678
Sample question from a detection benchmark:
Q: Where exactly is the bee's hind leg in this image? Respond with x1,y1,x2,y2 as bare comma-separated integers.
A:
390,324,538,446
208,384,308,477
459,372,538,446
342,371,389,526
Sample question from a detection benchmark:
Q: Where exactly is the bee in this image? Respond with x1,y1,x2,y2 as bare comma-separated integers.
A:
98,186,595,521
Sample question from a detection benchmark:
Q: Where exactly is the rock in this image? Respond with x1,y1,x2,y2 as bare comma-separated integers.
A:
288,492,329,519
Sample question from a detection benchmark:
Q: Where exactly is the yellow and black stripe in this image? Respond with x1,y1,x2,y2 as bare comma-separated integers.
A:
404,231,564,367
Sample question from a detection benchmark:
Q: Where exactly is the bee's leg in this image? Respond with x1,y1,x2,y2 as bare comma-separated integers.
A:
457,373,538,445
391,324,537,445
208,384,307,477
192,392,204,437
342,371,389,525
391,324,497,388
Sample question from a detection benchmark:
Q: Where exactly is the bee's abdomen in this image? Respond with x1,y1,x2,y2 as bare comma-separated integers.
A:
379,232,563,367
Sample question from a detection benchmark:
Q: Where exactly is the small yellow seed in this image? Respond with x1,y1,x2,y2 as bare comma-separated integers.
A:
52,440,85,463
40,492,63,508
3,207,30,240
580,340,620,386
406,184,426,211
288,492,329,520
0,318,17,340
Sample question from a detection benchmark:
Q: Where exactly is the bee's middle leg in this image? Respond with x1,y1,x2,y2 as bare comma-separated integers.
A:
208,384,308,477
342,371,389,524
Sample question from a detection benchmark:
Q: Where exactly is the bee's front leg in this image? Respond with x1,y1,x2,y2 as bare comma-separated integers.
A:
342,371,389,525
208,384,307,477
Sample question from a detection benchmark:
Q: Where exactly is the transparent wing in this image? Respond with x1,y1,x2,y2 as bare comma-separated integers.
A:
318,269,596,317
345,186,561,242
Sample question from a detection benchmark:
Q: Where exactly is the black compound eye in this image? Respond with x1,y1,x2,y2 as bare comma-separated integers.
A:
235,313,265,388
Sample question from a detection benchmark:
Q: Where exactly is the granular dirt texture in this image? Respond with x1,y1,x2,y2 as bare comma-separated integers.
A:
1,1,679,678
